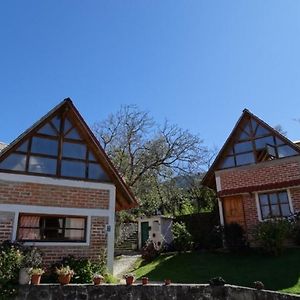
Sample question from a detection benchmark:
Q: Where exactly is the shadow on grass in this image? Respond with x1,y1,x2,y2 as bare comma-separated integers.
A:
135,249,300,293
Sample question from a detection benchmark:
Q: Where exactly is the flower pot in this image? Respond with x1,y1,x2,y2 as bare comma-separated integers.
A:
19,268,31,285
126,276,134,285
164,279,171,285
93,277,103,285
31,274,42,285
58,274,72,285
142,277,149,285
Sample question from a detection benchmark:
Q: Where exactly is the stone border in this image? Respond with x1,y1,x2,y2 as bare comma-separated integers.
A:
16,284,300,300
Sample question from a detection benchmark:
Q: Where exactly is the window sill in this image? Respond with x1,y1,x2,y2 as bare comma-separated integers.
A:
21,241,90,247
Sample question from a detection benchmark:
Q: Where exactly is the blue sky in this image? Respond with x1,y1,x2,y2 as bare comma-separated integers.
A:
1,1,300,150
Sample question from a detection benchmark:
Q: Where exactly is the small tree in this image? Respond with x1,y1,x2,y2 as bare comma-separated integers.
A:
172,222,193,252
253,219,291,256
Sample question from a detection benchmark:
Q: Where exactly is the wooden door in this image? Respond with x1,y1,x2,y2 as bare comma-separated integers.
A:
223,196,245,227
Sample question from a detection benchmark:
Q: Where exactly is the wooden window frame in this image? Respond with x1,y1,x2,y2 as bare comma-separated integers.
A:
17,213,87,243
0,111,109,182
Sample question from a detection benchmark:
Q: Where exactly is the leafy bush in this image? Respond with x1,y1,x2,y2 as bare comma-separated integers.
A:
0,244,23,286
172,221,193,252
46,249,108,284
141,240,161,262
224,223,247,252
253,219,291,256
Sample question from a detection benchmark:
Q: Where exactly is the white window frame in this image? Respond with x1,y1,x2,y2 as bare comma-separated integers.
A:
255,188,294,221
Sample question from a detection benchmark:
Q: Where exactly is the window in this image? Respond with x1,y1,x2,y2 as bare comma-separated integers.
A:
219,116,299,170
258,191,291,220
0,113,110,182
17,214,87,242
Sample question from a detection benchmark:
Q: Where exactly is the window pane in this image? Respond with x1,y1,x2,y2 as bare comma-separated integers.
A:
31,137,58,156
261,206,271,219
220,156,235,169
255,136,275,149
64,229,85,240
236,152,255,166
65,128,82,140
18,228,41,240
271,205,280,217
277,145,298,158
64,118,73,133
255,125,269,137
17,140,29,152
0,154,26,171
278,192,288,203
37,123,57,136
28,156,57,175
269,193,278,205
281,204,291,216
61,160,86,178
243,122,251,135
237,130,249,140
251,119,258,132
88,163,108,180
65,218,85,229
62,142,86,159
51,116,61,131
88,151,97,161
234,141,253,153
259,194,269,206
275,137,284,146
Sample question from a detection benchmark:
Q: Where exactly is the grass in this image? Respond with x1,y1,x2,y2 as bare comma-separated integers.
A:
134,249,300,294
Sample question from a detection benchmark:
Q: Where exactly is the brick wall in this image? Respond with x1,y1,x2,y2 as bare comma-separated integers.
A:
0,180,109,209
217,158,300,194
0,179,111,265
39,216,108,264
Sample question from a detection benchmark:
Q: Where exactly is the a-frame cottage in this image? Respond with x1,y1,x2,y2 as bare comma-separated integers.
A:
202,109,300,240
0,99,137,272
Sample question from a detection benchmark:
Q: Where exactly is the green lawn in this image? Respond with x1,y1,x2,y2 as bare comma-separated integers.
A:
134,249,300,294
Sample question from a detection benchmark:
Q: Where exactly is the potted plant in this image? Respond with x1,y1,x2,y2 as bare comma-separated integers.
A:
93,274,104,285
253,281,264,290
164,278,171,285
29,268,44,285
19,247,43,285
208,276,226,286
124,273,135,285
142,277,149,285
56,266,74,285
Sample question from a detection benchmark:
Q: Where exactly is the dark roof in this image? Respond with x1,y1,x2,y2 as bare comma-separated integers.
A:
0,98,138,211
202,109,300,189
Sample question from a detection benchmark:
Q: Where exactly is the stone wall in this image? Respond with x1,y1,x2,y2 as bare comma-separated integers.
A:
16,284,300,300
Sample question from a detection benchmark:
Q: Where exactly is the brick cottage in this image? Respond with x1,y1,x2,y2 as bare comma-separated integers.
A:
202,109,300,239
0,99,137,272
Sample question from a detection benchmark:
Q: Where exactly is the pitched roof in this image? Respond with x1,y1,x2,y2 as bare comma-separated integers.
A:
0,98,138,211
202,109,300,189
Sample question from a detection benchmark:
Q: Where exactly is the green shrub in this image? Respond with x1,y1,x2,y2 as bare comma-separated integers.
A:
46,249,108,284
253,219,291,256
172,221,193,252
0,244,23,286
224,223,247,252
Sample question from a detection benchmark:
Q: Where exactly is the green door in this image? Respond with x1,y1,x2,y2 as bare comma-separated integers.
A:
141,221,149,247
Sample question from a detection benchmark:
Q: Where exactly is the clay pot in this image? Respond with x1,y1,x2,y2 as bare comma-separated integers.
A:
164,279,171,285
31,274,41,285
93,277,104,285
142,277,149,285
126,276,134,285
58,274,72,285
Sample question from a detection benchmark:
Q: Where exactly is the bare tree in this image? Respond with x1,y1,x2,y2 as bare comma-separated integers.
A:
93,105,210,188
